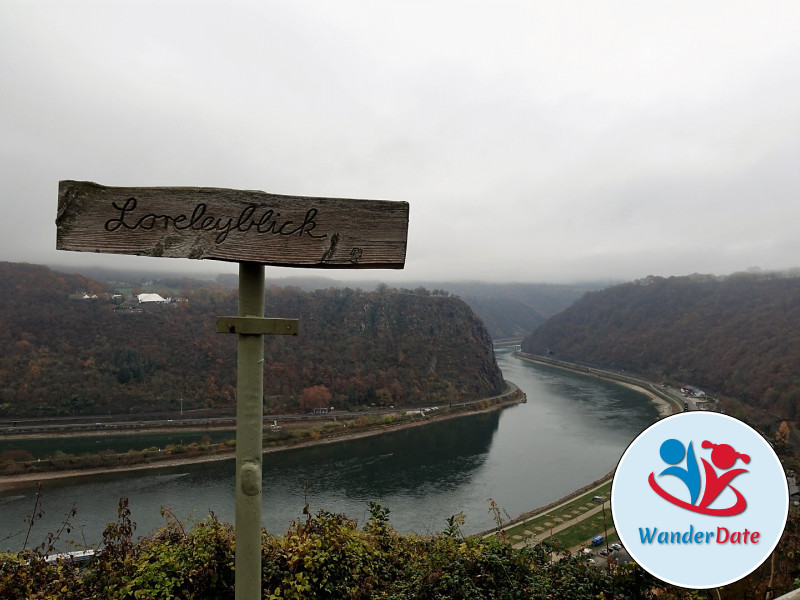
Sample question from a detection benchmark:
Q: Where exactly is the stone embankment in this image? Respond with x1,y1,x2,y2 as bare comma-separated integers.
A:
0,381,525,488
513,351,681,417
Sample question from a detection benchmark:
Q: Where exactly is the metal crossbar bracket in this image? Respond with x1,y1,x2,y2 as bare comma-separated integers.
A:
215,317,298,335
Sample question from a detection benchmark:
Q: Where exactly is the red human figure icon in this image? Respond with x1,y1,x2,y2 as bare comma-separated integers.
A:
698,441,750,513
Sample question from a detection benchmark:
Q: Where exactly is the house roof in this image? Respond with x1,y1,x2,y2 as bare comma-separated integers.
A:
137,293,168,303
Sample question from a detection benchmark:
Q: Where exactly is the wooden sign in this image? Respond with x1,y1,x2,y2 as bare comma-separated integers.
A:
57,180,409,269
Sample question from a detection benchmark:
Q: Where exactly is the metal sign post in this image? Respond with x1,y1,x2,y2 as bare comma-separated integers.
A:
215,263,299,598
223,262,268,598
57,181,408,599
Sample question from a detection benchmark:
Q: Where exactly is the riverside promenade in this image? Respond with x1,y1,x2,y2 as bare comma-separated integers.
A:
513,350,684,418
484,352,684,553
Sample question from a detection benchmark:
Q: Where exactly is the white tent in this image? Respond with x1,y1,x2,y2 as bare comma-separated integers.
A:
137,293,169,303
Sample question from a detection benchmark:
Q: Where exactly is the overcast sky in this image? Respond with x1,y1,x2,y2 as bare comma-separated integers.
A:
3,1,800,284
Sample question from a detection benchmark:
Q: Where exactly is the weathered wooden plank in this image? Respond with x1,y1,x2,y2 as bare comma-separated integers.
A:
57,181,409,269
215,317,299,335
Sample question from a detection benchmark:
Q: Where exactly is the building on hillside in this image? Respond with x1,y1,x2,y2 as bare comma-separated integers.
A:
137,293,170,304
114,306,143,314
69,292,98,300
680,385,706,398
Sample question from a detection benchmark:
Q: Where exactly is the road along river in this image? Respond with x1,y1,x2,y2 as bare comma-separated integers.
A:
0,346,657,552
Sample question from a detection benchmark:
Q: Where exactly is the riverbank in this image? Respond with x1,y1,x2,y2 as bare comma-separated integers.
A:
0,382,524,490
513,351,679,418
478,469,615,539
472,354,677,547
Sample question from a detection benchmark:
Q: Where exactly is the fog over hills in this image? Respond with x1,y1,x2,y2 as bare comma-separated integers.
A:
50,263,611,340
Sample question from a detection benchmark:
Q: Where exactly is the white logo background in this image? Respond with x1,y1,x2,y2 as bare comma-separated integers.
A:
612,412,788,589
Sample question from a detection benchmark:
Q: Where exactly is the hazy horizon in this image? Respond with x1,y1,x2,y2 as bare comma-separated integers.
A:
37,257,798,291
4,2,800,284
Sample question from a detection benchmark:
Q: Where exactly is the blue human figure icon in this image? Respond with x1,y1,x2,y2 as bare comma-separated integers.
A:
658,438,701,505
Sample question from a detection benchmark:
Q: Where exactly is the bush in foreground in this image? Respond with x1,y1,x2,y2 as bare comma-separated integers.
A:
2,499,658,599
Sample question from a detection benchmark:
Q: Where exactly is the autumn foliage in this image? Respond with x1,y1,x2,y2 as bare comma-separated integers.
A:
0,262,503,418
0,499,660,599
299,385,333,413
523,271,800,433
7,494,800,599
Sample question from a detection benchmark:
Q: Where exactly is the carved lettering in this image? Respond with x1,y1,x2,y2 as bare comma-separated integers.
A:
58,180,409,268
349,247,363,264
104,197,327,245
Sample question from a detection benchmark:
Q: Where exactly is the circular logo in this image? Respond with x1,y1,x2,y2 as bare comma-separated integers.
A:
611,412,788,589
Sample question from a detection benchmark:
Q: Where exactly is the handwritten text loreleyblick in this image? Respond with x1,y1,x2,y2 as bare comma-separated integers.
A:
104,197,327,245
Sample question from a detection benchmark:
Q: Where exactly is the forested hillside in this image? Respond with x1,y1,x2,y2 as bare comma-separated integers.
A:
0,262,503,417
68,267,598,340
219,274,599,340
522,272,800,426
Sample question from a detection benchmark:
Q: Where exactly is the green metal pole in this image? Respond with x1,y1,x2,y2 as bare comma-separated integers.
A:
235,261,265,599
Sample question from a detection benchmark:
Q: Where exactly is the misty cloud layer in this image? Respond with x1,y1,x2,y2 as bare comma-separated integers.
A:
3,1,800,283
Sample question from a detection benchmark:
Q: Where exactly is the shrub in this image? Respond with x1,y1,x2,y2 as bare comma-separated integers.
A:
0,498,664,599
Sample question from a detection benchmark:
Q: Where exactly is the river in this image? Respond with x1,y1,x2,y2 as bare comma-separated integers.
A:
0,346,656,552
